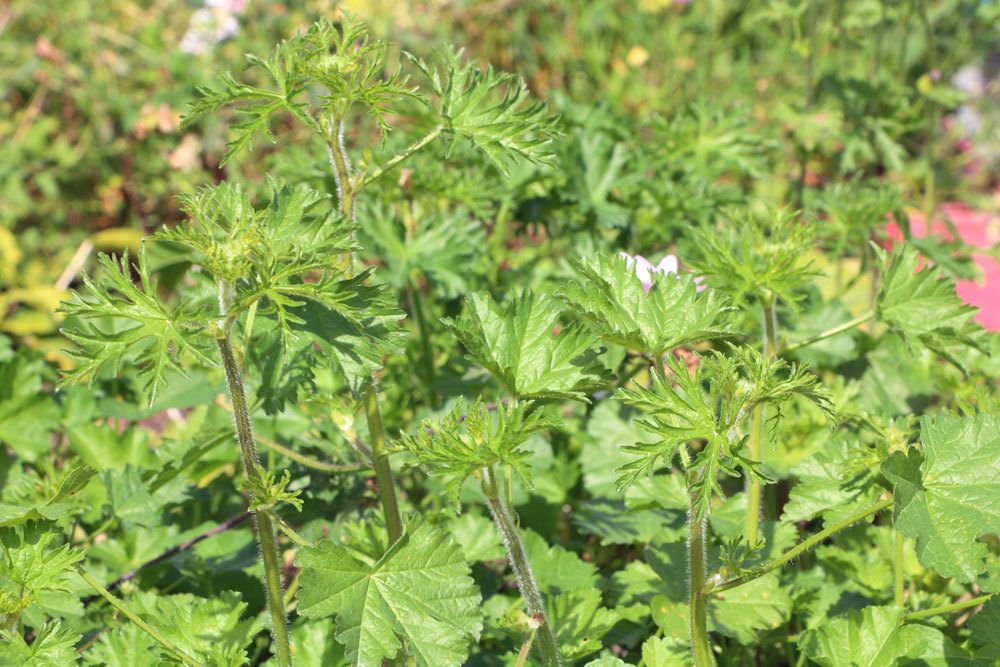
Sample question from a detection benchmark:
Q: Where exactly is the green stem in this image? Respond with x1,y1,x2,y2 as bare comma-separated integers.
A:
745,300,776,545
406,278,438,409
482,467,562,667
711,497,893,594
894,529,905,607
79,568,203,667
784,311,875,353
355,125,445,191
325,114,407,548
689,497,714,667
257,435,370,473
365,385,404,543
216,333,292,667
903,594,992,622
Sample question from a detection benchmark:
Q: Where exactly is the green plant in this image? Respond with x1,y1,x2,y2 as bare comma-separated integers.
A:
3,3,1000,667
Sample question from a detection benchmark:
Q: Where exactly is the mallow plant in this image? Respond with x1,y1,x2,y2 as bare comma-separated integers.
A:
10,12,997,667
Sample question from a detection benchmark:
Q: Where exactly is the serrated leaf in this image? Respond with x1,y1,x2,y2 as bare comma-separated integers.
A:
549,588,619,662
902,624,1000,666
127,591,263,665
59,246,215,407
559,253,734,356
876,243,987,372
708,574,791,643
82,622,164,666
782,438,881,528
799,605,925,667
641,635,689,667
0,522,83,621
0,621,81,666
394,398,558,502
523,529,599,594
408,46,558,175
882,412,1000,582
0,465,97,528
297,520,483,667
444,290,609,402
970,596,1000,649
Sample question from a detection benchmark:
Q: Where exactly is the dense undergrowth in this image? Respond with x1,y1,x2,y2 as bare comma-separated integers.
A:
3,1,1000,665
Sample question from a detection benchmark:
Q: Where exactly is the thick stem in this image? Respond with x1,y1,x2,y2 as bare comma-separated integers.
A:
482,468,562,667
365,385,404,543
784,311,875,353
79,568,203,667
903,594,992,622
216,335,292,667
689,499,714,667
711,497,893,593
894,529,905,607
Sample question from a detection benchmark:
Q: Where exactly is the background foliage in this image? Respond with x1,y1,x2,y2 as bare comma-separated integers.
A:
2,0,1000,665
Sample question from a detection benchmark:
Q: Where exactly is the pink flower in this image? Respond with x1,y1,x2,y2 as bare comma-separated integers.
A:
620,252,704,294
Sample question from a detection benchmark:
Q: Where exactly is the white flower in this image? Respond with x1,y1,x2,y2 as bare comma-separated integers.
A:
619,252,704,294
620,253,679,294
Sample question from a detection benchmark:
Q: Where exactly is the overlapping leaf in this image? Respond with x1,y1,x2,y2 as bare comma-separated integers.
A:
297,520,483,667
876,242,987,372
616,346,830,518
183,14,413,164
559,253,733,356
394,398,557,502
59,246,215,406
799,605,924,667
882,412,1000,582
444,290,610,402
408,46,558,175
0,522,83,623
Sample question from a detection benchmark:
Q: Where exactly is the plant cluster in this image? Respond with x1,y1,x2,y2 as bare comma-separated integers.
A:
3,3,1000,667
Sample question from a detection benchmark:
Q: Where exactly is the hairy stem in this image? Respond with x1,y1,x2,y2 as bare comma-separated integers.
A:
216,332,292,667
355,125,445,190
79,568,203,667
689,499,714,667
904,594,992,622
325,115,407,548
745,300,776,545
784,311,875,353
711,497,893,593
482,467,562,667
365,385,404,542
257,435,370,473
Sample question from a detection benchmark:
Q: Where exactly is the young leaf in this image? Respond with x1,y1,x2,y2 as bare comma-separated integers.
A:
688,206,820,310
408,46,558,175
182,14,414,164
0,522,83,623
559,253,734,356
443,290,610,402
875,242,987,372
394,398,558,502
59,246,215,406
549,588,620,662
297,520,483,667
127,591,264,665
882,412,1000,582
616,347,829,518
0,621,81,665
